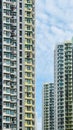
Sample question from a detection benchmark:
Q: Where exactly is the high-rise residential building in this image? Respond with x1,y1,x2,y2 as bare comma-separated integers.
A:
0,0,35,130
54,40,73,130
42,83,54,130
24,0,35,130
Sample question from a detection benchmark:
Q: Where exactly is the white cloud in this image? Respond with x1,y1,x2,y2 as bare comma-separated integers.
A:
36,0,73,87
36,0,73,130
36,113,42,130
51,26,64,34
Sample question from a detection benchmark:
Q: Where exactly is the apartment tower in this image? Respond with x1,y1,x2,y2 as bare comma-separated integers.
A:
0,0,35,130
24,0,35,130
54,41,73,130
42,83,54,130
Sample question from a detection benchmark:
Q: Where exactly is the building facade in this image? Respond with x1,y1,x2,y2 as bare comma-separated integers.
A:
24,0,35,130
54,41,73,130
0,0,35,130
42,83,54,130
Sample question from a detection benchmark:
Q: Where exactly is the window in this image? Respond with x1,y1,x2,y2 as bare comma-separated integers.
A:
20,72,22,77
27,86,31,91
6,110,10,114
5,52,10,58
6,124,9,128
20,45,22,50
19,3,22,8
27,106,31,111
27,72,30,77
20,58,22,63
27,127,31,130
27,26,30,30
27,99,31,104
27,39,30,43
20,122,22,127
20,93,22,98
20,100,22,105
20,65,22,70
20,86,22,91
20,10,22,15
20,31,22,36
4,38,10,43
20,114,22,120
26,79,32,84
27,93,31,97
20,107,22,112
20,79,22,84
27,18,31,23
27,12,30,17
6,67,10,72
6,103,10,107
6,95,10,100
6,31,10,36
20,24,22,29
20,51,22,56
10,104,14,108
10,110,14,115
27,0,30,3
27,66,31,70
6,3,10,8
6,117,10,121
27,113,31,118
6,18,10,22
20,17,22,22
6,46,10,50
27,121,31,125
6,88,10,93
20,38,22,43
27,32,31,36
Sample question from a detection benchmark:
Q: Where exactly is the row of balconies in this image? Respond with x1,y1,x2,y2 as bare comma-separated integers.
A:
3,111,16,116
25,90,35,95
25,47,35,52
3,31,16,37
4,0,16,4
3,54,16,59
3,12,16,19
25,34,35,39
4,68,16,73
25,19,35,26
3,63,16,68
25,109,35,114
3,99,16,104
3,105,16,110
25,0,33,4
3,119,16,124
25,54,32,59
25,68,33,73
3,36,17,42
3,91,16,96
3,77,17,82
25,116,35,121
25,7,32,12
25,62,34,66
25,93,35,99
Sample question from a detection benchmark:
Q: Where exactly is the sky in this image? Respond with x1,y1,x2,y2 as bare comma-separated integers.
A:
36,0,73,130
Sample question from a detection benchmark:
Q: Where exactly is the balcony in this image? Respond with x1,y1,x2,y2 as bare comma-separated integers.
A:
10,78,16,82
25,0,32,4
25,7,32,12
10,64,17,68
10,57,16,61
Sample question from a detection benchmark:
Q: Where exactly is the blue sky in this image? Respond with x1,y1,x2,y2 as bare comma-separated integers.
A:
36,0,73,129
